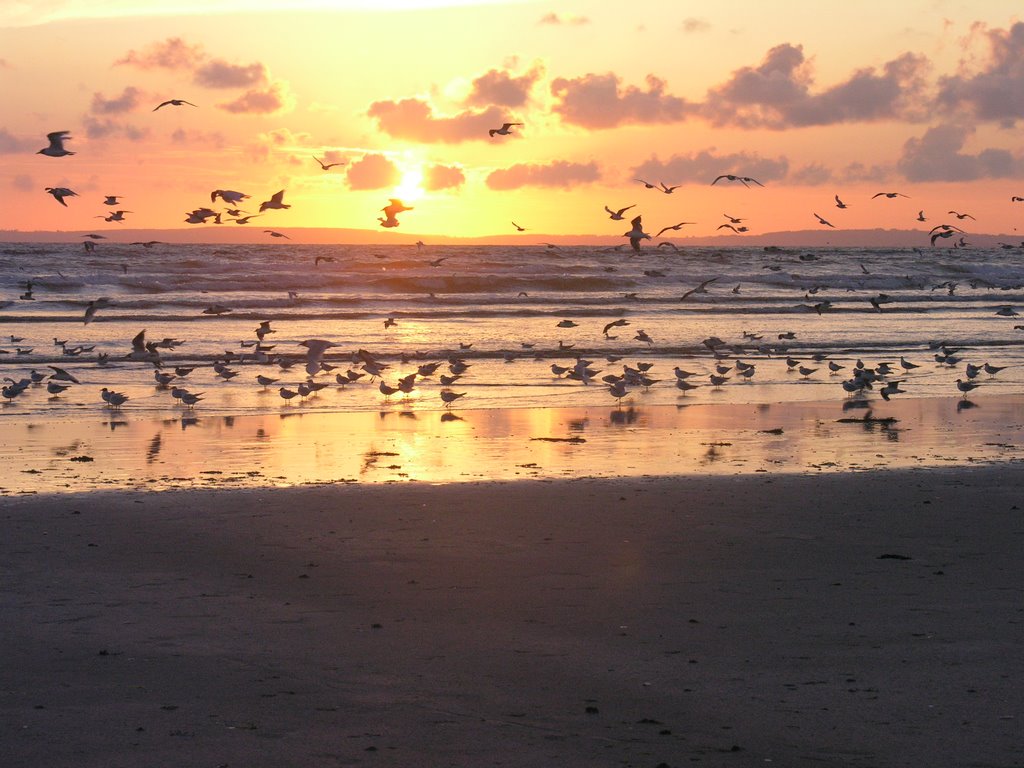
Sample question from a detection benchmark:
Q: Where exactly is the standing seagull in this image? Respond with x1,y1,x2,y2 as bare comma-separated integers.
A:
259,190,290,212
488,122,522,137
38,131,74,157
623,215,651,252
153,99,197,111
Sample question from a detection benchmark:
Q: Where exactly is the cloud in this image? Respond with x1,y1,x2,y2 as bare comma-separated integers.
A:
368,97,507,143
346,153,401,190
538,12,589,26
840,162,892,184
82,116,149,142
0,59,11,69
485,160,600,190
631,149,789,185
194,59,267,89
423,164,465,191
788,164,833,185
90,86,143,115
218,81,293,114
12,174,33,192
703,43,929,128
936,22,1024,125
897,123,1019,182
0,127,35,154
681,17,711,34
170,127,226,149
115,37,205,70
550,73,694,129
464,66,543,108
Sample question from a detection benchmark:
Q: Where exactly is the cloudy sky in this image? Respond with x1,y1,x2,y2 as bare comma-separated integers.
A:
1,0,1023,239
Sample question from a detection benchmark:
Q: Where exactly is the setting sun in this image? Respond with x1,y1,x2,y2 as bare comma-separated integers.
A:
393,167,426,203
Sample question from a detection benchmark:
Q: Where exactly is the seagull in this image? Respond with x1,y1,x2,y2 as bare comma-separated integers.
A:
212,189,249,205
264,230,290,239
623,215,651,252
930,230,956,246
834,195,848,209
723,213,746,224
383,198,413,219
655,222,696,237
38,131,74,157
234,214,261,225
602,319,629,337
278,387,299,403
153,99,197,111
604,204,635,220
916,210,927,222
378,216,399,228
634,329,653,345
49,366,80,384
948,210,976,220
813,212,835,228
488,122,522,137
712,174,763,187
512,221,527,231
428,256,448,267
680,278,717,301
313,155,344,170
872,191,909,199
259,190,290,212
97,210,132,222
717,224,748,233
955,379,979,397
103,195,123,206
83,297,113,325
45,187,77,206
440,390,466,407
659,182,681,194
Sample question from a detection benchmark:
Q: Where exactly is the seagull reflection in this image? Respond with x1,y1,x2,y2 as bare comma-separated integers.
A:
440,412,463,422
609,406,640,425
956,399,979,412
146,433,162,463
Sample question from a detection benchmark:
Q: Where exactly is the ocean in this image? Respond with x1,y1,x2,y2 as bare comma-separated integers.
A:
2,241,1023,419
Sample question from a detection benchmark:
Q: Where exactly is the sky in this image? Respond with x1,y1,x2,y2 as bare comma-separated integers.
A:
1,0,1024,241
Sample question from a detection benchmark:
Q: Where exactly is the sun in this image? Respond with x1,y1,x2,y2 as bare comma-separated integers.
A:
392,168,425,203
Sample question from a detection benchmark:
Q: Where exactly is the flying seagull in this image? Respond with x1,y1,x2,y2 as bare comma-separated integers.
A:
38,131,74,157
948,210,976,220
872,191,909,199
623,215,651,252
313,155,344,170
153,99,197,111
264,230,290,239
604,204,635,220
834,195,848,209
512,221,526,231
488,122,522,137
259,190,290,212
813,212,835,228
212,190,249,205
712,174,763,187
655,221,696,237
45,187,77,206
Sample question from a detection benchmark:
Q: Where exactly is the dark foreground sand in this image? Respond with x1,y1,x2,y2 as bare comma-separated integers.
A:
2,467,1022,767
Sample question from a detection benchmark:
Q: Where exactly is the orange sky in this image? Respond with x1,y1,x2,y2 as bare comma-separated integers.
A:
1,1,1023,241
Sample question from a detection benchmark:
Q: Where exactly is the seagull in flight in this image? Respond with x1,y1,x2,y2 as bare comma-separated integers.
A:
234,214,261,225
153,99,197,111
264,230,290,239
813,212,835,228
103,195,123,206
659,182,681,194
45,187,77,206
38,131,74,157
948,210,976,220
623,215,651,252
717,223,748,233
313,155,344,170
212,189,249,205
383,198,413,219
488,122,522,137
97,210,133,222
872,191,909,199
655,222,696,237
712,174,763,187
259,190,290,212
635,179,657,189
834,195,848,209
1012,196,1024,202
917,210,927,222
605,204,635,220
723,213,746,224
512,221,526,231
680,278,717,301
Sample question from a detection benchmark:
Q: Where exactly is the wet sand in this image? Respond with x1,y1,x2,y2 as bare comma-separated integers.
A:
2,467,1022,767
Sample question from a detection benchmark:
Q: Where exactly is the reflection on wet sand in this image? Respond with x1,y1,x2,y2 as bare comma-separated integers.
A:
1,395,1021,494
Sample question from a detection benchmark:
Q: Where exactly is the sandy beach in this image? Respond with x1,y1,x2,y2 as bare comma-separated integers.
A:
3,465,1022,767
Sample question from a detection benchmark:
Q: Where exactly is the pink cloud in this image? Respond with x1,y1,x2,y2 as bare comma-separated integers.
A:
346,154,401,190
218,81,292,114
115,37,205,70
631,149,789,185
550,73,694,129
368,97,508,143
538,12,589,26
83,117,149,142
897,123,1019,181
194,60,267,89
424,164,465,191
486,160,600,190
937,22,1024,125
464,66,543,108
90,86,143,115
703,43,929,128
0,128,35,154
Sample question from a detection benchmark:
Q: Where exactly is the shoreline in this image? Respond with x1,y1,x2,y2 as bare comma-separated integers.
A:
3,467,1022,766
2,393,1022,494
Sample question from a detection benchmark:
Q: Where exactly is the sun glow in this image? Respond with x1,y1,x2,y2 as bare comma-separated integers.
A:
392,168,426,203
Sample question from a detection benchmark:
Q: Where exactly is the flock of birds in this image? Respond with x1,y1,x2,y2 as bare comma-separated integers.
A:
7,110,1022,415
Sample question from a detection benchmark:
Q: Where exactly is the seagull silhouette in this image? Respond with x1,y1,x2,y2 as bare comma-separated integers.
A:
512,221,526,231
655,222,696,237
872,191,909,199
259,190,290,212
313,155,344,170
712,174,763,187
623,215,651,252
604,204,635,220
153,99,197,111
38,131,74,157
813,212,835,228
489,122,522,137
45,187,77,206
834,195,848,209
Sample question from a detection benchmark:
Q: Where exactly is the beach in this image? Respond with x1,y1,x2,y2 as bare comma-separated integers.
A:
2,466,1022,767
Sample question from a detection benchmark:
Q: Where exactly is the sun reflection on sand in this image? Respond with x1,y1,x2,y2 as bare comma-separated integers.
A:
1,395,1022,495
